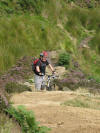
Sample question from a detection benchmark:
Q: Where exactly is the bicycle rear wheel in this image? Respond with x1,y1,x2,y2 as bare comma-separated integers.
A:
41,85,46,90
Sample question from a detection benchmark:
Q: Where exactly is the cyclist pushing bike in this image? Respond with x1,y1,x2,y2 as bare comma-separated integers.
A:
33,51,55,91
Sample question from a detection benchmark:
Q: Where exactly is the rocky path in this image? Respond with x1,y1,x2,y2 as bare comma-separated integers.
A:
11,91,100,133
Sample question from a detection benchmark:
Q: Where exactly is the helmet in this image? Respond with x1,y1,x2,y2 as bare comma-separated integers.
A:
40,51,48,57
42,51,48,57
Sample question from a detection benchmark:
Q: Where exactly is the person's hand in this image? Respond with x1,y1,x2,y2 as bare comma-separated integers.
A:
39,72,44,76
52,71,56,75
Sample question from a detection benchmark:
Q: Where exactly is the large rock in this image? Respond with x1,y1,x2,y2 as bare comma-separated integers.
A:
48,50,62,65
46,66,67,79
55,66,67,78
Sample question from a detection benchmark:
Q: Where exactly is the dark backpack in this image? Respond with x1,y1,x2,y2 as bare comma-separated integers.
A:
32,58,40,72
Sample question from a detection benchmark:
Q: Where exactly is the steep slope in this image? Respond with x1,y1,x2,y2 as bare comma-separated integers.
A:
0,0,100,81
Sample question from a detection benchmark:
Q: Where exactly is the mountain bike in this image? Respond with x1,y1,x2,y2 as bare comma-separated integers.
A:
41,74,59,91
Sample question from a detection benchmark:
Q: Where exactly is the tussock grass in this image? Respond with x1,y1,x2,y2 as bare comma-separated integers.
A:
5,82,32,93
62,95,100,110
0,113,21,133
0,0,100,80
0,15,66,73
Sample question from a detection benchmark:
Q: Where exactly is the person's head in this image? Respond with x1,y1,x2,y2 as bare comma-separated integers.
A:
40,51,48,61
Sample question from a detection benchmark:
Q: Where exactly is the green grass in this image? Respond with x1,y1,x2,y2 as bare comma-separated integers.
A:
5,105,51,133
0,0,100,80
61,95,100,110
0,14,66,73
5,82,32,93
0,113,21,133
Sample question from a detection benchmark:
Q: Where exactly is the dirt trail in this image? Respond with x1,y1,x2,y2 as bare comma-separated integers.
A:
11,91,100,133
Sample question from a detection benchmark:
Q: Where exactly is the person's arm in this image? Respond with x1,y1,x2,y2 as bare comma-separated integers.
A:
48,64,55,73
36,60,41,73
36,66,40,73
36,66,43,75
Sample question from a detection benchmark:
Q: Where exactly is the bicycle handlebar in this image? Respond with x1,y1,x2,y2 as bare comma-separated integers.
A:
45,74,59,79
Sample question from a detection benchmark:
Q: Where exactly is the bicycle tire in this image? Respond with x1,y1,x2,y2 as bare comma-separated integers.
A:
41,85,45,90
46,83,55,91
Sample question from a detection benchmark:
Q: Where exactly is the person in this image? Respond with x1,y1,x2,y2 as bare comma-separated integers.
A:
34,51,55,91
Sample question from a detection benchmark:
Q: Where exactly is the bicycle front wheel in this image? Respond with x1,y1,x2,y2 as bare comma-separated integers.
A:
47,83,55,91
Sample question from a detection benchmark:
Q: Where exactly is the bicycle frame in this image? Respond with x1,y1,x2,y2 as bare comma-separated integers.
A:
41,74,58,91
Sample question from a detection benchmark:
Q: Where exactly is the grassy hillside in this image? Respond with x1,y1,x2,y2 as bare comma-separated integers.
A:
1,1,100,133
0,0,100,81
0,15,66,73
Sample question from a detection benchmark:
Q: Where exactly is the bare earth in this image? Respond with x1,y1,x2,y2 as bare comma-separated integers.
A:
11,91,100,133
